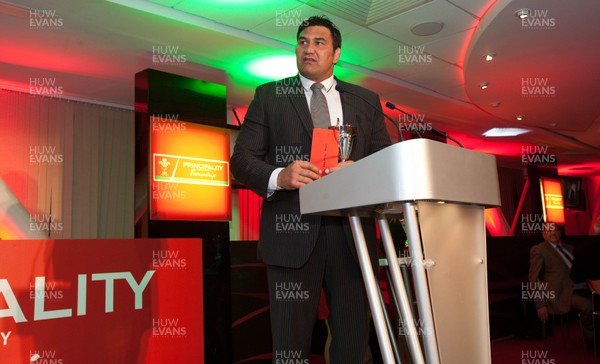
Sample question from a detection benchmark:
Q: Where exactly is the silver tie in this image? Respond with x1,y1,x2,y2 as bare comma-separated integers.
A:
310,83,331,129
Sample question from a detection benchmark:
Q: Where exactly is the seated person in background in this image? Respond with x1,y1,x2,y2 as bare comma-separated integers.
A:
571,216,600,292
528,224,594,346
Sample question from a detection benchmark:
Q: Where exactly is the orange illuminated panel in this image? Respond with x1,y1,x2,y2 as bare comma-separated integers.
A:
150,117,231,221
540,177,565,225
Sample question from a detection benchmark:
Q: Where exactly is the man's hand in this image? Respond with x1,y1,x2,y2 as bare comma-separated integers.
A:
537,306,548,322
325,160,354,174
277,161,321,190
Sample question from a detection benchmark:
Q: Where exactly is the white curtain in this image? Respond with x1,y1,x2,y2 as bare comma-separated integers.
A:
0,89,134,238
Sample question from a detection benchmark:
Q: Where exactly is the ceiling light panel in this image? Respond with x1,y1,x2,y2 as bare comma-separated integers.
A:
368,1,478,46
305,0,431,26
157,0,302,30
483,128,531,137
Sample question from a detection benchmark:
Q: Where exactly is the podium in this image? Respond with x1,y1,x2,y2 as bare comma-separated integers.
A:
299,139,501,364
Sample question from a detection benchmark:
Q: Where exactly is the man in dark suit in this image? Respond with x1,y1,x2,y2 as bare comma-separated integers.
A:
528,224,594,344
231,15,391,363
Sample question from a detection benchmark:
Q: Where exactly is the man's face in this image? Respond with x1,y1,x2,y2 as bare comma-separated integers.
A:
296,25,341,82
542,229,561,244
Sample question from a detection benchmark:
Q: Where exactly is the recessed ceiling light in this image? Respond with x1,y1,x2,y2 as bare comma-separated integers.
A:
516,115,524,121
479,82,489,90
483,128,531,137
410,21,444,36
515,8,530,19
484,52,496,61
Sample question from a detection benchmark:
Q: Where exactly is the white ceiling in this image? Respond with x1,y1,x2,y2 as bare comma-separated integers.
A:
1,0,599,176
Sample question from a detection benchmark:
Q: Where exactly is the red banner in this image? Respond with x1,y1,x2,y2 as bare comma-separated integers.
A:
0,238,203,363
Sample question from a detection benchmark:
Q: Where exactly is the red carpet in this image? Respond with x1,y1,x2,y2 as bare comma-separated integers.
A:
491,321,597,364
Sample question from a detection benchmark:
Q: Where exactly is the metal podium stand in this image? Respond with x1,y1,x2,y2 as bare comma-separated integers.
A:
299,139,501,364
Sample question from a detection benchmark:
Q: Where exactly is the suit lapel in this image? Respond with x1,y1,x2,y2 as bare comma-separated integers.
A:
287,76,314,137
337,79,365,161
337,79,352,126
546,242,570,269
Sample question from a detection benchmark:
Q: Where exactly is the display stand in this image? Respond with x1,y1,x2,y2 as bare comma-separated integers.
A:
134,69,232,363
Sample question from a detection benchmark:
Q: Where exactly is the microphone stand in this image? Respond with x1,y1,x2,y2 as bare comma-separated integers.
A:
385,102,464,148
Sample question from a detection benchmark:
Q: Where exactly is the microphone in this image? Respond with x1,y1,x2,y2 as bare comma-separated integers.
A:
335,84,404,142
385,102,464,148
231,107,242,126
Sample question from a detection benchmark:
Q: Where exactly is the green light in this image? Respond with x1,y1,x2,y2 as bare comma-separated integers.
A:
245,55,297,80
198,0,270,4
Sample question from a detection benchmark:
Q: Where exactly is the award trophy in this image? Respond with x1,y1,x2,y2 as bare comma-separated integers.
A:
329,124,357,162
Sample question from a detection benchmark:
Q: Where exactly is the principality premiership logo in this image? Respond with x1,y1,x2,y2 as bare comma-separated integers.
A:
158,157,171,176
153,154,229,187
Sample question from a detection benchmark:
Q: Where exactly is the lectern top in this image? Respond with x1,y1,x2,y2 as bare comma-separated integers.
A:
299,139,501,216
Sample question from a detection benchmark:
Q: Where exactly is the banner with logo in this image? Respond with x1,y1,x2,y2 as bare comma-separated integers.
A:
150,116,231,221
0,238,203,363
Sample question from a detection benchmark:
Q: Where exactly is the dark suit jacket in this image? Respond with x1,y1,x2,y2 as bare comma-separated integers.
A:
528,241,575,314
231,76,391,268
